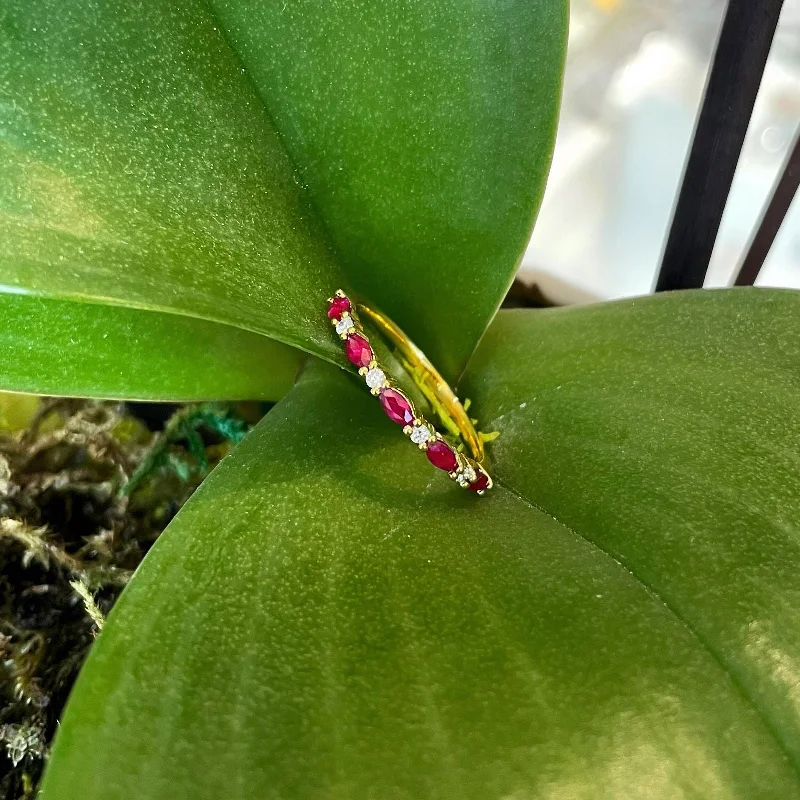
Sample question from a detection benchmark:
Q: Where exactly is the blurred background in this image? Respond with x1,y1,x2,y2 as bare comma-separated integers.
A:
521,0,800,304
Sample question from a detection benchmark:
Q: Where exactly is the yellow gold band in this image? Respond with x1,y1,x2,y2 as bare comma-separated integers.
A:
356,302,485,464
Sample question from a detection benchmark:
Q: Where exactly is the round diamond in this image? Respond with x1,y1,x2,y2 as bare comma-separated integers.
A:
335,316,354,335
410,425,431,445
365,367,386,390
426,440,458,472
457,464,477,487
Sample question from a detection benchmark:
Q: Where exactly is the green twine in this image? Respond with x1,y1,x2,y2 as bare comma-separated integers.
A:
120,404,249,497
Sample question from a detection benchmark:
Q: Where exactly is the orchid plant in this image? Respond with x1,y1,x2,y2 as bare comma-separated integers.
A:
2,0,800,798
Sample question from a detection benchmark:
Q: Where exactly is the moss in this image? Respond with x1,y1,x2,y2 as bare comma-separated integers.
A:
0,398,255,799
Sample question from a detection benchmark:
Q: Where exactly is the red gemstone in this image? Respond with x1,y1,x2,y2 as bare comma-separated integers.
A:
468,469,490,493
380,389,414,426
345,333,373,368
426,440,458,472
327,295,351,319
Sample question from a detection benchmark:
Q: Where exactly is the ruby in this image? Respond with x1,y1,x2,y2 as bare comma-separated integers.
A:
468,470,490,493
380,389,414,426
327,295,351,320
426,440,458,473
345,333,373,368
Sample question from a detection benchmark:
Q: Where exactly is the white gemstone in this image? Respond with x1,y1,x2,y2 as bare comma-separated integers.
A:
410,425,431,445
365,367,386,389
335,316,354,335
457,465,476,486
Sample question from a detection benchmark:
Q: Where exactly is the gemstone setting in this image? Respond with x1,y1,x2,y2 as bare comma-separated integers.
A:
380,389,414,425
328,295,351,320
335,316,355,336
468,469,491,493
365,367,387,390
426,440,458,473
456,464,477,487
410,425,431,445
345,334,373,368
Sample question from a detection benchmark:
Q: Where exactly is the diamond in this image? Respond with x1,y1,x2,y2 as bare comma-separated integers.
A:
457,464,477,487
328,295,351,320
426,440,458,472
365,367,386,390
335,316,354,335
410,425,431,445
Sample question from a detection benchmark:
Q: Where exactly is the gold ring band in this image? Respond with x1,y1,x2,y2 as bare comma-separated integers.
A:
356,303,485,464
327,290,492,495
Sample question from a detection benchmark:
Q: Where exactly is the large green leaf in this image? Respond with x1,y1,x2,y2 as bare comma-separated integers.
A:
41,289,800,798
0,294,303,400
0,0,345,362
462,287,800,766
0,0,566,379
208,0,567,380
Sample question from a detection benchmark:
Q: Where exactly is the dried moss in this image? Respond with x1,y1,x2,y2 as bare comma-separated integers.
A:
0,398,256,799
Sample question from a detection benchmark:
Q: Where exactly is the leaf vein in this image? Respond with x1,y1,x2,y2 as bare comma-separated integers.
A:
496,476,800,781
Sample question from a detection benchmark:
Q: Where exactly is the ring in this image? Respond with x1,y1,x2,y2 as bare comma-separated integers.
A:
327,290,493,494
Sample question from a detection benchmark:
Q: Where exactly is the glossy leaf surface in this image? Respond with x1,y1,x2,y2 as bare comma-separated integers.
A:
463,287,800,767
0,294,303,401
0,0,345,362
1,0,566,378
42,289,800,798
179,0,567,380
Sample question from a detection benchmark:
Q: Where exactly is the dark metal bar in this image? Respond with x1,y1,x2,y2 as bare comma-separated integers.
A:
734,127,800,286
655,0,785,292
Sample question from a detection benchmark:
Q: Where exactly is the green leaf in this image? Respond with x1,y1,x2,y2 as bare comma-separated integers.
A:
41,290,800,798
0,294,304,401
1,0,566,376
207,0,567,380
462,287,800,769
0,0,345,362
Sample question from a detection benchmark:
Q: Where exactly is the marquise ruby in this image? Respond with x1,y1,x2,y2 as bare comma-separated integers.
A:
380,389,414,426
345,333,373,368
426,440,458,473
468,469,490,493
327,295,351,319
